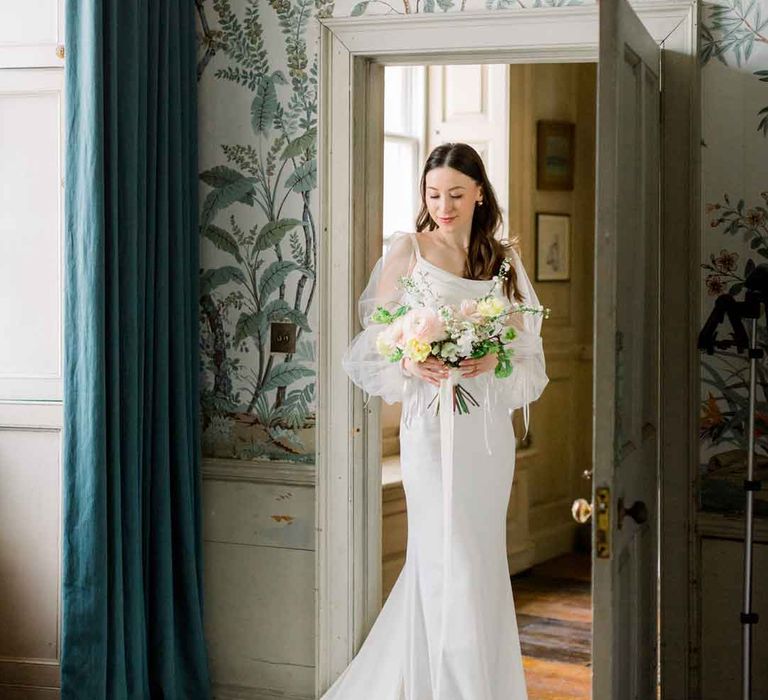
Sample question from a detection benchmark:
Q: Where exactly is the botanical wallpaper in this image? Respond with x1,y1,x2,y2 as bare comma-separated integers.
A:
196,0,325,462
196,0,768,517
699,0,768,515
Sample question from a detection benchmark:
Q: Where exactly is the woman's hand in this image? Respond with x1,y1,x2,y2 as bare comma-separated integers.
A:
458,353,498,378
402,356,450,386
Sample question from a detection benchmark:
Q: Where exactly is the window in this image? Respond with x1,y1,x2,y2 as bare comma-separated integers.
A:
383,65,426,255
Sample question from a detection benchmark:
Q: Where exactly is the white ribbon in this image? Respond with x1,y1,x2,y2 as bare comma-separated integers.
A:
434,367,458,697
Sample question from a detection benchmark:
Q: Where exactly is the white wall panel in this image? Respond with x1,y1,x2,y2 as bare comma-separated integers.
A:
0,70,63,401
0,1,64,69
204,541,315,698
0,403,62,694
701,537,768,700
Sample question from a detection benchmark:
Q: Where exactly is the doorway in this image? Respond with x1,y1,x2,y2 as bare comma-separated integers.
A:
377,60,596,698
316,4,699,698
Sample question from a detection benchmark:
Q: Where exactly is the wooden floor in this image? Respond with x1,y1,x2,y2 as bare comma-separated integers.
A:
511,552,592,700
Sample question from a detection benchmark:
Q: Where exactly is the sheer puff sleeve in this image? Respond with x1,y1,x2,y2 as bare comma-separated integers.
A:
341,231,416,405
490,247,549,433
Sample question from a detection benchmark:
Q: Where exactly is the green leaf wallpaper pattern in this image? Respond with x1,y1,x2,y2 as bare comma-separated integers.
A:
702,0,768,136
197,0,319,462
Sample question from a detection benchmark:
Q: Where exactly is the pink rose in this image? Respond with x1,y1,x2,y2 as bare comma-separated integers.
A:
403,307,447,344
380,316,405,347
459,299,482,322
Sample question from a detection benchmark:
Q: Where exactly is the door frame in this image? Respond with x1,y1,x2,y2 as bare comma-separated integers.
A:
315,2,699,697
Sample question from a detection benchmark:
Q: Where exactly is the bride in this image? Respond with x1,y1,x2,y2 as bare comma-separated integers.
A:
323,142,548,700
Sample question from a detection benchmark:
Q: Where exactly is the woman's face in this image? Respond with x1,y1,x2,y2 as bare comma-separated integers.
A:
424,166,483,234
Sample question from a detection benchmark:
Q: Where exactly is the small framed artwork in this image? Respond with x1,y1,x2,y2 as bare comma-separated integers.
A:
536,121,575,191
535,213,571,282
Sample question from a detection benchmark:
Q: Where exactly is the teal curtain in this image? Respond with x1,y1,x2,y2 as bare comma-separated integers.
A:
62,1,211,697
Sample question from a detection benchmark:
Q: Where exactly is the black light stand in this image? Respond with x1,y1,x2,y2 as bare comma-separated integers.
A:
698,265,768,700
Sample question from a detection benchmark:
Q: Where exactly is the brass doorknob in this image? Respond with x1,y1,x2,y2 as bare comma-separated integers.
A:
571,498,592,524
617,497,648,529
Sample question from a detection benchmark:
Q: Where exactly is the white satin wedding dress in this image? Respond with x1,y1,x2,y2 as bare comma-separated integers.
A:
325,231,548,700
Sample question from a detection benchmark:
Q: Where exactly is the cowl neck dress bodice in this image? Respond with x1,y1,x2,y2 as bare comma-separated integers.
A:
407,232,498,306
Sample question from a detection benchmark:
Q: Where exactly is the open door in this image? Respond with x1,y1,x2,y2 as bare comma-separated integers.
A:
593,0,661,698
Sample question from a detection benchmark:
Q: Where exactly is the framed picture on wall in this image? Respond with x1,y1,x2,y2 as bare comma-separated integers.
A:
535,213,571,282
536,121,575,190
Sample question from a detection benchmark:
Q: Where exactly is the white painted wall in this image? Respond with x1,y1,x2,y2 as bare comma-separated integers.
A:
0,3,65,697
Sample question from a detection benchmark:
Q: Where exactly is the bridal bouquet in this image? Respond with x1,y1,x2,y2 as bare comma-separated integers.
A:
371,258,549,414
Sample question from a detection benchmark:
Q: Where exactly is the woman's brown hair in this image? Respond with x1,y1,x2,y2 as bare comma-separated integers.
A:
414,142,523,302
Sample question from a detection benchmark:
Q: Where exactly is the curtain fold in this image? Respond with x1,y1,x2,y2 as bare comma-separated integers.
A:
63,1,210,697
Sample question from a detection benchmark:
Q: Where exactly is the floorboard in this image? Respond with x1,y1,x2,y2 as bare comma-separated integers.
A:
512,552,592,700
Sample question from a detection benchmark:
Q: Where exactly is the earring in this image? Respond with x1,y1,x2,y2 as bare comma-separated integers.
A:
478,199,484,206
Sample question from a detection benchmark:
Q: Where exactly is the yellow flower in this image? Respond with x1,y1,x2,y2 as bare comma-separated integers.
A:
476,297,505,317
405,338,432,362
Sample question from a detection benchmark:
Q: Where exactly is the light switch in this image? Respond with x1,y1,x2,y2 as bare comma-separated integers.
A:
270,322,297,354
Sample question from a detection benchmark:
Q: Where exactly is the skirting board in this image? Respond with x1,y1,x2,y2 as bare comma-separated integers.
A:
213,683,313,700
0,686,60,700
508,544,536,576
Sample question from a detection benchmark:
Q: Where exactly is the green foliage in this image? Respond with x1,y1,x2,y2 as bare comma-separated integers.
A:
371,307,393,324
207,4,269,91
261,361,315,392
234,311,263,345
294,339,316,361
288,229,305,264
212,0,269,84
259,260,300,299
285,160,317,193
220,145,262,177
702,0,768,66
203,224,243,262
200,173,255,227
315,0,336,19
701,1,768,136
268,0,316,134
494,348,513,378
197,0,325,455
282,128,317,159
251,74,278,134
277,383,316,428
266,135,288,178
371,303,411,324
255,219,304,251
267,425,305,450
201,266,247,296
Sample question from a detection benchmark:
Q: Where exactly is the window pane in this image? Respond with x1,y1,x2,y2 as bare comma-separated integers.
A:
383,137,418,246
384,66,407,134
